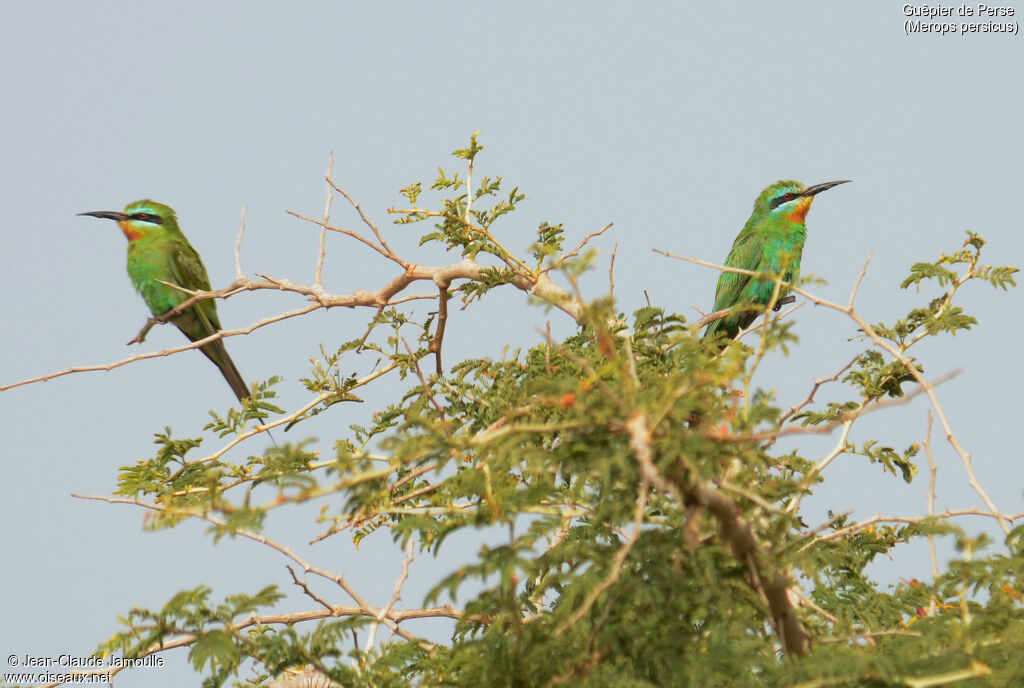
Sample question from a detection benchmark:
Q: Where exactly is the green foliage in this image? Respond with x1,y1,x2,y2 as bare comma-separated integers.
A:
880,232,1018,346
530,222,565,266
97,585,283,687
847,440,919,483
205,376,284,437
900,232,1018,292
91,138,1023,688
843,351,922,401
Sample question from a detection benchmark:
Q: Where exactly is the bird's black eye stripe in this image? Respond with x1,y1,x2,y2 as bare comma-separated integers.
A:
770,192,798,209
131,212,164,224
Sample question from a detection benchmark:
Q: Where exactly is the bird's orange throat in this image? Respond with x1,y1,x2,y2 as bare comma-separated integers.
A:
118,220,143,240
786,197,814,224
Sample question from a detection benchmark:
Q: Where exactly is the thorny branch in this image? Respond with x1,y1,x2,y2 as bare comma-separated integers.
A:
627,412,811,659
711,370,957,445
0,302,322,393
315,156,335,289
364,537,416,654
788,281,1011,533
72,494,458,641
806,508,1024,547
924,411,941,582
288,565,334,612
43,494,454,688
3,172,608,393
656,247,1013,534
546,223,615,274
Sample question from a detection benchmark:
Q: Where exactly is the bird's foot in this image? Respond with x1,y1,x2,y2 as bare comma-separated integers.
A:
772,295,796,312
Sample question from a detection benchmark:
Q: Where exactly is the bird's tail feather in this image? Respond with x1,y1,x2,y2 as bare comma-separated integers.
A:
198,338,277,445
198,339,251,402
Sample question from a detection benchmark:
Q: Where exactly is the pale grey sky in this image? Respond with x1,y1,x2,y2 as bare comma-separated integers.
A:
2,3,1021,685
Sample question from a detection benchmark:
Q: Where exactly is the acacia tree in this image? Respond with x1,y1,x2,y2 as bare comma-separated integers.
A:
11,136,1023,687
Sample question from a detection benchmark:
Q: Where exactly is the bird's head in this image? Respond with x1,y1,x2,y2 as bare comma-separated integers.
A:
78,199,178,241
754,180,850,225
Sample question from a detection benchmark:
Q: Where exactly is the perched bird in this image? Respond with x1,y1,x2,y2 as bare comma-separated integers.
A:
79,200,251,401
703,180,850,340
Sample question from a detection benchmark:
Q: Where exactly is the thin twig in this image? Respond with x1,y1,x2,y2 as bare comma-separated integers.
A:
545,223,614,273
327,178,396,258
234,207,247,281
848,254,872,308
72,493,436,642
608,242,617,301
316,156,335,289
365,537,416,651
287,210,396,263
402,337,445,421
288,565,334,611
790,587,839,623
808,508,1024,546
712,371,957,445
2,303,320,393
816,628,923,645
924,411,940,582
776,353,861,428
784,418,856,515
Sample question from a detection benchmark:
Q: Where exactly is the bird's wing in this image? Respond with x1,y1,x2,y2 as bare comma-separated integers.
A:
167,241,222,333
712,230,764,312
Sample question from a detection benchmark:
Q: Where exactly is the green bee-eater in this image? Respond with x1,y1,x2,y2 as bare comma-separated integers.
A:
79,200,251,401
703,179,850,340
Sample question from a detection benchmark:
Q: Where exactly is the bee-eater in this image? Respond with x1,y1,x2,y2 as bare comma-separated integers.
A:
79,200,251,401
703,180,850,340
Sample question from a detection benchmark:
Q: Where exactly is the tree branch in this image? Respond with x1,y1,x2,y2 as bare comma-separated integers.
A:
626,412,810,658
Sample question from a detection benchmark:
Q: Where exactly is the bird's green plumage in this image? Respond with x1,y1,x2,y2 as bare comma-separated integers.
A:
80,200,250,401
704,179,849,340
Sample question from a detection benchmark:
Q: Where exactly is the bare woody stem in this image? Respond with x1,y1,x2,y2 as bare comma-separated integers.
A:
626,412,810,658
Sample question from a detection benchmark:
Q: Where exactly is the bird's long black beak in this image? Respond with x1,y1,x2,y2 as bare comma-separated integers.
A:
78,210,129,221
801,180,851,198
